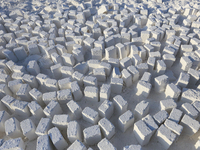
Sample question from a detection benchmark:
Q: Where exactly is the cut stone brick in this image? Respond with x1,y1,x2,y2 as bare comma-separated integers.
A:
133,120,153,146
118,110,134,132
83,125,101,145
153,110,169,125
98,118,115,139
160,99,177,113
156,124,177,150
180,114,200,135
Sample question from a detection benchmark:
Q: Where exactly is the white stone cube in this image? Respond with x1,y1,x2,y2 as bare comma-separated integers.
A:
67,100,82,119
20,119,37,141
113,95,128,114
93,68,106,82
35,118,52,136
134,100,149,119
52,114,71,130
43,100,63,119
83,125,101,145
5,117,23,138
118,110,134,132
160,99,177,113
111,78,123,94
153,110,169,125
71,81,83,101
156,125,177,150
67,121,82,143
82,107,99,124
133,120,153,146
97,138,116,150
48,127,68,149
98,118,115,139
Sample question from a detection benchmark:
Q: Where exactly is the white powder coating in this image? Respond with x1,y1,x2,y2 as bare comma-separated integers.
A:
87,59,100,71
180,56,193,71
36,73,48,87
